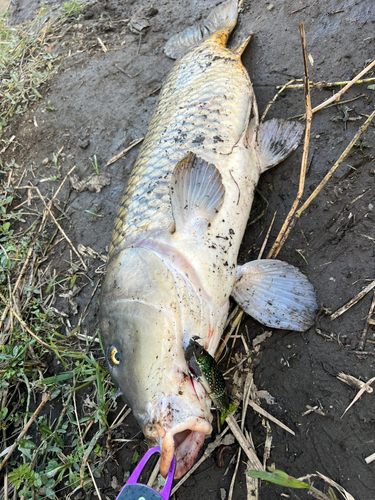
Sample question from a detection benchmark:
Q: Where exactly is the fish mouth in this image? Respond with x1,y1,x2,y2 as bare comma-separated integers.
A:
158,417,212,479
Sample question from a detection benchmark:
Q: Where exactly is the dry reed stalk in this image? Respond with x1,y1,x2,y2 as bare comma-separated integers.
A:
267,23,312,260
248,400,295,436
0,392,51,470
0,292,53,350
357,291,375,350
341,376,375,418
260,80,296,123
215,310,244,362
105,137,144,166
312,59,375,114
226,414,263,471
330,277,375,321
0,166,77,332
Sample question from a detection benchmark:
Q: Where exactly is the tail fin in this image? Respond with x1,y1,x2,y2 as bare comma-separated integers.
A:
164,0,239,59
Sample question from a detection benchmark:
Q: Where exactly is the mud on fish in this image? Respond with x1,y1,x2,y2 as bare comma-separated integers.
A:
99,0,317,480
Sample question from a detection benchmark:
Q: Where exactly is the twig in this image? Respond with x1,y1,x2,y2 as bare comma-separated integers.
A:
0,292,53,350
260,80,296,123
115,63,128,76
248,189,269,226
82,420,94,442
337,372,373,394
223,354,250,376
245,429,260,500
358,291,375,350
146,457,161,487
261,421,272,469
139,86,162,100
224,305,240,330
248,400,295,436
272,108,375,255
341,376,375,418
97,37,107,53
0,135,15,154
87,463,103,500
330,278,375,321
225,413,263,471
316,472,355,500
241,372,253,431
4,473,8,500
109,408,132,431
349,350,375,357
267,23,312,259
34,186,87,270
298,473,354,500
257,211,276,259
73,380,86,487
300,108,375,216
312,59,375,114
0,393,51,471
215,310,244,362
0,166,76,332
228,449,242,500
226,319,241,369
238,374,259,500
105,137,144,167
80,279,101,323
110,404,129,429
276,77,375,89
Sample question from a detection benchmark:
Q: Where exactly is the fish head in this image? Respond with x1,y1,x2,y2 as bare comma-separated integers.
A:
100,247,213,478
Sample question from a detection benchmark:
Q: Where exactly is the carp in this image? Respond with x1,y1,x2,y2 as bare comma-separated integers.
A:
99,0,317,479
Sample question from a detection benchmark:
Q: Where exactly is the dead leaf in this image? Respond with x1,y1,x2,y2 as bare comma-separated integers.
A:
128,9,150,34
70,171,111,193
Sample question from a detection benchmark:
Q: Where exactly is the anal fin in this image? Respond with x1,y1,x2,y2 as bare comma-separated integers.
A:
231,259,317,331
170,153,225,237
229,34,252,57
257,118,304,173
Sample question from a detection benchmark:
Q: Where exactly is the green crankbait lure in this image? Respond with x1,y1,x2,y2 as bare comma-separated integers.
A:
184,337,229,412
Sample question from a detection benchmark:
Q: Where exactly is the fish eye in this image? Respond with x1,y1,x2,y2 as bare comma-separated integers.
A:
107,346,122,367
197,348,204,357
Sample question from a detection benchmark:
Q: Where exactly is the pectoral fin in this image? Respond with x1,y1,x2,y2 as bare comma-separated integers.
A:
231,260,317,331
257,119,304,173
170,153,225,236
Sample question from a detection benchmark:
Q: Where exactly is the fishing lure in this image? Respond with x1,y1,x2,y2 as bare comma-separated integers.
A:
184,337,229,412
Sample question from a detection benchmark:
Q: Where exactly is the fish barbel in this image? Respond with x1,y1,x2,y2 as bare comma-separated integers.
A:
100,0,317,479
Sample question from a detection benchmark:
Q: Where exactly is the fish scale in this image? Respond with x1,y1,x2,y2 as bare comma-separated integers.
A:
109,33,251,255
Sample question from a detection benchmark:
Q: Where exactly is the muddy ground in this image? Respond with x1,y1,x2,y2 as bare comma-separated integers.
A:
2,0,375,498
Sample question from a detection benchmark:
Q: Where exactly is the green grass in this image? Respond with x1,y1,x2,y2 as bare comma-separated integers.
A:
0,0,84,137
61,0,85,19
0,2,122,498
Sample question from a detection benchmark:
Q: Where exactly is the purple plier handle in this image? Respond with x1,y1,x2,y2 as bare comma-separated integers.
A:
118,446,175,500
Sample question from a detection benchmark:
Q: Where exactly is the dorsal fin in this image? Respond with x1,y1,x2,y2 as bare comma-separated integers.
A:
170,153,225,236
164,0,239,59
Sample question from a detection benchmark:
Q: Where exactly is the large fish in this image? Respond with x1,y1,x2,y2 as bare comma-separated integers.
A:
100,0,317,479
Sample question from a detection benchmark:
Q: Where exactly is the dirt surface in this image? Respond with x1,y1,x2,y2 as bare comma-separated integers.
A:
2,0,375,498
